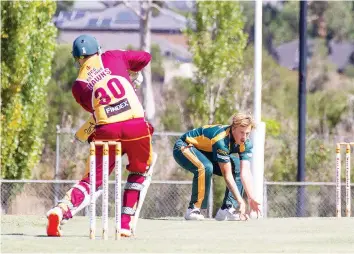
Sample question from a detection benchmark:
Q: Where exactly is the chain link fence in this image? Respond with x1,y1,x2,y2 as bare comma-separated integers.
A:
265,182,354,217
52,129,354,183
1,180,353,218
2,130,353,218
0,180,196,218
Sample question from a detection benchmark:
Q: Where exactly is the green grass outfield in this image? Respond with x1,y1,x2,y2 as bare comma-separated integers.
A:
1,215,353,253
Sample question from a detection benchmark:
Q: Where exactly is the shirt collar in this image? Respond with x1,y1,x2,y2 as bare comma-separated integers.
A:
80,54,99,72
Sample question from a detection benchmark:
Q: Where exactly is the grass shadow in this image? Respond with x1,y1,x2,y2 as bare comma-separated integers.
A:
1,233,24,236
1,233,86,238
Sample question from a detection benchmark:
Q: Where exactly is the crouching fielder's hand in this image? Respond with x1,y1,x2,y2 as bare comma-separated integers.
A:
238,199,248,221
248,198,261,218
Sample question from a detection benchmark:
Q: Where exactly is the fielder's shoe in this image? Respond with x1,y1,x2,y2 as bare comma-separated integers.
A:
184,208,205,221
46,207,63,237
215,207,241,221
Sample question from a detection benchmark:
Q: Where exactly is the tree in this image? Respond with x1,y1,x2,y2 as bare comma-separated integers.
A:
55,0,74,16
185,0,248,125
1,1,57,179
44,45,83,150
121,1,155,122
308,1,328,38
267,1,300,46
121,1,184,123
126,43,165,82
324,1,354,41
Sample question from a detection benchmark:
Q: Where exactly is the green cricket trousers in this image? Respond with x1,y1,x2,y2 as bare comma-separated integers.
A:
173,139,244,209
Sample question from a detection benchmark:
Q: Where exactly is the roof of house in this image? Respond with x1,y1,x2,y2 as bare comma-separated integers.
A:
55,4,188,33
274,39,354,71
71,1,106,11
55,4,191,62
328,40,354,71
164,1,196,12
274,39,314,70
54,10,88,25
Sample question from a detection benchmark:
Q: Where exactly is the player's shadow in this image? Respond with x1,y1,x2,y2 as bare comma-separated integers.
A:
1,233,86,238
2,233,46,237
36,234,87,238
149,217,185,221
1,233,24,236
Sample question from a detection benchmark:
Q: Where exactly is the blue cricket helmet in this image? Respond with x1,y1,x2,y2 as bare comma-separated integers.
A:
72,34,101,58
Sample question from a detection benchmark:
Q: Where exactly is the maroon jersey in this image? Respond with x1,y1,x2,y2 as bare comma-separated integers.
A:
72,50,151,124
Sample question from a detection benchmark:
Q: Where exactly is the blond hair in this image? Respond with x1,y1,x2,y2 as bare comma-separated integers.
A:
231,112,256,129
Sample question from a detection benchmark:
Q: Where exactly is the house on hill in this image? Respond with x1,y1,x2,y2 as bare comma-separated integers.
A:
54,3,194,84
273,39,354,74
328,40,354,74
55,4,191,63
273,39,315,70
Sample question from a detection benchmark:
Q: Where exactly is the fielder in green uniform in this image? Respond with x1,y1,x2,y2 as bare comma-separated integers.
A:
173,112,261,221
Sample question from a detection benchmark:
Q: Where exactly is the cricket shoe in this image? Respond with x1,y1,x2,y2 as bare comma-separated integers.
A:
120,228,133,237
184,208,205,221
60,219,69,226
46,207,63,237
215,207,241,221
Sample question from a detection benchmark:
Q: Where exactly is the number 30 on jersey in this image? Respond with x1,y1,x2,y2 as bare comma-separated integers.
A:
94,77,126,105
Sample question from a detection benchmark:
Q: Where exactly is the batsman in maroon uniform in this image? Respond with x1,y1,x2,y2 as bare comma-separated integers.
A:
46,34,154,238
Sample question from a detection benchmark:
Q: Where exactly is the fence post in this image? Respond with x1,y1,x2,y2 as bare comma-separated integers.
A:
208,178,214,218
263,181,268,218
54,125,60,205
